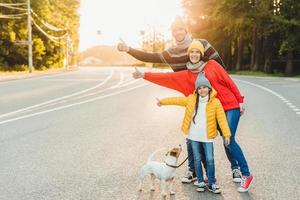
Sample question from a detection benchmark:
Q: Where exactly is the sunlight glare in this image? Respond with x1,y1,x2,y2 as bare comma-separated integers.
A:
79,0,183,51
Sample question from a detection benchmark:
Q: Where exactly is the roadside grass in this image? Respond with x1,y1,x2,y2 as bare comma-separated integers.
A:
228,70,285,77
0,66,72,76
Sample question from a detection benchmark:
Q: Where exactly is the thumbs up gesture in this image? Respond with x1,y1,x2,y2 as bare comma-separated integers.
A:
156,97,162,107
132,67,144,79
117,38,129,52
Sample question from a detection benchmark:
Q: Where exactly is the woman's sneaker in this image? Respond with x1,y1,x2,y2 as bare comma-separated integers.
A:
195,182,206,192
238,175,253,192
232,169,242,183
208,183,221,194
181,171,197,183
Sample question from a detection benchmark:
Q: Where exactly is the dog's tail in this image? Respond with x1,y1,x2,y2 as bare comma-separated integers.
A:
147,148,166,162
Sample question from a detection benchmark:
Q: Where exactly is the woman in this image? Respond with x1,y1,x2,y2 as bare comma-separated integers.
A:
133,40,253,192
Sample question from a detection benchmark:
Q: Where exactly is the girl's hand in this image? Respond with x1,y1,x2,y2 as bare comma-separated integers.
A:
224,137,230,146
156,97,161,107
132,67,144,79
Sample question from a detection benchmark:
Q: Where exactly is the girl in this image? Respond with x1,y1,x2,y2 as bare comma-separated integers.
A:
133,40,253,192
157,72,231,194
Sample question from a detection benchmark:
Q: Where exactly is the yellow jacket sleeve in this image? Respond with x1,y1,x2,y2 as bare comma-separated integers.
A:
215,99,231,138
160,97,188,107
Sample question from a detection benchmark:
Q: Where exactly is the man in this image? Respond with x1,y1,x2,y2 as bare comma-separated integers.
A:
118,16,241,185
117,16,226,72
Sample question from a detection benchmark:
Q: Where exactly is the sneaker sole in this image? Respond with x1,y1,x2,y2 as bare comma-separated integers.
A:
181,180,192,183
208,188,221,194
233,178,242,183
238,186,250,193
238,184,252,193
181,178,197,183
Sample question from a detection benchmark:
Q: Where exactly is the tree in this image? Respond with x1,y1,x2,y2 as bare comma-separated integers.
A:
182,0,300,75
0,0,80,71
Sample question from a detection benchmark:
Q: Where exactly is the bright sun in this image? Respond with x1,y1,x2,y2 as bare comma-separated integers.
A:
79,0,183,51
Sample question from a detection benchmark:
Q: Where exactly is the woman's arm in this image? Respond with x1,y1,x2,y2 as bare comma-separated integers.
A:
143,70,195,97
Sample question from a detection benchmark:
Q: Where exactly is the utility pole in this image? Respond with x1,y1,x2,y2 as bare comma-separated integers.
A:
27,0,33,73
152,28,156,67
65,34,69,70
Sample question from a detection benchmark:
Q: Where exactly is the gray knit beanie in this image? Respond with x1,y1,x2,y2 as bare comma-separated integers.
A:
195,72,211,89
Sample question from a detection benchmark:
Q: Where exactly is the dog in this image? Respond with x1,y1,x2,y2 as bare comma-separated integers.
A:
138,145,182,197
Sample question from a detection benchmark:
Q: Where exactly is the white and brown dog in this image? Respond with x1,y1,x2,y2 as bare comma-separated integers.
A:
138,145,182,197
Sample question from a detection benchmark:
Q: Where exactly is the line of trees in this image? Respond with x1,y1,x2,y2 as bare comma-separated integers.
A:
0,0,80,71
182,0,300,75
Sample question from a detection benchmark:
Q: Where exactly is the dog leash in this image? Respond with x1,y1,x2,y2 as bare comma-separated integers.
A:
165,156,189,169
164,150,192,168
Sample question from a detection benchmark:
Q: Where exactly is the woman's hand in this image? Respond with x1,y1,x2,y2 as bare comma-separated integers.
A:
240,103,245,116
156,97,161,107
132,67,144,79
224,137,230,146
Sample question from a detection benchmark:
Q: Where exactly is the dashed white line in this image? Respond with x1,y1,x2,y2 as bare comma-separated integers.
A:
235,79,300,117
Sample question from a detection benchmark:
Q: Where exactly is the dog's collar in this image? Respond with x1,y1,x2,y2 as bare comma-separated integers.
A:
164,161,178,168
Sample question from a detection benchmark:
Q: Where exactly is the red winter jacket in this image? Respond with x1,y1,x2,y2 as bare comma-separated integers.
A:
144,60,244,111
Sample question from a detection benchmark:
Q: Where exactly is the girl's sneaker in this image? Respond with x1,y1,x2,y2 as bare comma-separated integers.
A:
238,175,253,192
208,183,221,194
195,182,206,192
181,171,197,183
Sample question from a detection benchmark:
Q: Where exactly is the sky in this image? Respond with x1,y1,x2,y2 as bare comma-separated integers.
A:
79,0,183,52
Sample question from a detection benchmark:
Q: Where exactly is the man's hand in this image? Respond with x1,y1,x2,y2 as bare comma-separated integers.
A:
224,137,230,146
156,97,161,107
117,39,129,52
240,103,245,116
132,67,144,79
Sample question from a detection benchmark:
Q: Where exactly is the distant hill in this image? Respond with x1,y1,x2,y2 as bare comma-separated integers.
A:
78,45,144,66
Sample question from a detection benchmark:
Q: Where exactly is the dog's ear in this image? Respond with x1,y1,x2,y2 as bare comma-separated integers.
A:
169,150,177,157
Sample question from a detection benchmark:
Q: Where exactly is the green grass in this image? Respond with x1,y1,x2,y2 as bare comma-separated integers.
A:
0,70,28,75
229,70,287,77
0,67,67,75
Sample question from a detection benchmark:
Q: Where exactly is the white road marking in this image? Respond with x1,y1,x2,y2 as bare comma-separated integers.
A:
64,76,141,101
117,78,140,88
0,83,148,125
110,72,125,88
0,69,114,119
235,79,300,117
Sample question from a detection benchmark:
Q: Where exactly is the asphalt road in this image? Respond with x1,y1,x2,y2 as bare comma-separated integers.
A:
0,67,299,200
